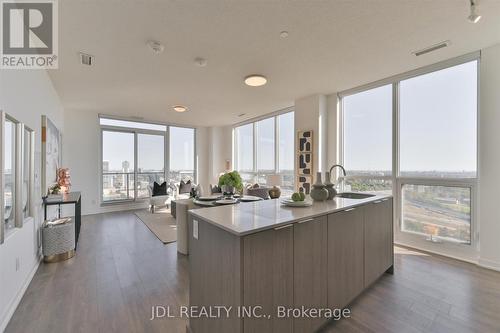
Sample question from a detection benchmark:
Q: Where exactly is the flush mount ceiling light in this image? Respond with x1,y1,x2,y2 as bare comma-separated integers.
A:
147,40,164,54
468,0,481,23
244,75,267,87
280,31,289,38
173,105,188,113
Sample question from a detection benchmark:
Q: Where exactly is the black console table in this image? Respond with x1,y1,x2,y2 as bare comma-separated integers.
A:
43,192,82,249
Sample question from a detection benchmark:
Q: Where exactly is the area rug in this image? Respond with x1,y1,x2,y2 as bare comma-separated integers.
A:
135,208,177,244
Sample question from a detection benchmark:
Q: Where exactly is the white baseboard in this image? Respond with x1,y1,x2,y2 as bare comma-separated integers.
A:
0,256,41,333
478,258,500,272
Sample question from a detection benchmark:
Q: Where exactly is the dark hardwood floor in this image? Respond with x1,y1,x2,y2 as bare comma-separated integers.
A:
6,211,500,333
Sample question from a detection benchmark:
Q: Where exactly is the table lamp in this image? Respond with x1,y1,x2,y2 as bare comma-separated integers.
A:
267,175,282,199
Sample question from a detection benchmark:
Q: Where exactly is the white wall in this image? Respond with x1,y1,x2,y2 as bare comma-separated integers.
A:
207,126,232,187
478,43,500,271
0,69,64,331
63,108,211,215
294,94,328,181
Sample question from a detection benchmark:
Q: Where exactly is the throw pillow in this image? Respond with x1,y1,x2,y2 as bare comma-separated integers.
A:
179,180,192,194
152,182,167,196
210,185,222,194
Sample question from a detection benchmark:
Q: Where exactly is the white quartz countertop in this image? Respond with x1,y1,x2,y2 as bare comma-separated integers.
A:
188,194,392,236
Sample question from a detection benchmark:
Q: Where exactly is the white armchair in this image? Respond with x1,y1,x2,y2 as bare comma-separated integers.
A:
147,184,172,213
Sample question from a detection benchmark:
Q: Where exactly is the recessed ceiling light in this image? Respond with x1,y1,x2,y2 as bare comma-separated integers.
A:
244,75,267,87
147,40,164,54
280,31,289,38
468,0,481,23
173,105,188,112
238,113,247,117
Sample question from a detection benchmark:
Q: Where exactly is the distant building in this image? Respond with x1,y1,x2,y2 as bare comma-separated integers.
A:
103,160,110,172
122,161,130,173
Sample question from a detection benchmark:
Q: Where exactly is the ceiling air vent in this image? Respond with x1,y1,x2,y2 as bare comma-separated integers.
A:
412,41,450,56
79,52,94,66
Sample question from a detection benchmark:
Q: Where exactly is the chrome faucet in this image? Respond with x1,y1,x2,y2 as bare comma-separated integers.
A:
329,164,347,184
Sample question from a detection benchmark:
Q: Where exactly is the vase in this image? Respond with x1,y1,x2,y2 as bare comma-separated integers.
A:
221,185,235,198
310,172,329,202
324,171,336,200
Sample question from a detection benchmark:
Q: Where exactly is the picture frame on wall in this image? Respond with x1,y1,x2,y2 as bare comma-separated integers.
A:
298,130,313,153
298,153,312,175
296,130,314,194
41,115,62,196
297,174,312,195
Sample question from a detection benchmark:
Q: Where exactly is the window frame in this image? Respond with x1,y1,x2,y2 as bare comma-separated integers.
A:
338,52,479,258
0,111,34,244
232,108,294,189
99,116,197,205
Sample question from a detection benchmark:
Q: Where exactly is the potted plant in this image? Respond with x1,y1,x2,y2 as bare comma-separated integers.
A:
218,171,243,197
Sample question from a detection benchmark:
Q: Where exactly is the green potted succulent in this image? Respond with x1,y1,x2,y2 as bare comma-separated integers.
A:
218,171,243,196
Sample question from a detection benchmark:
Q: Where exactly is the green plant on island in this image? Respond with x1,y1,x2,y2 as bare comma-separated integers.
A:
218,171,243,192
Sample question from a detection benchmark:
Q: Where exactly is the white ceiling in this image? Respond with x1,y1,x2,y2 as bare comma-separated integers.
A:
49,0,500,127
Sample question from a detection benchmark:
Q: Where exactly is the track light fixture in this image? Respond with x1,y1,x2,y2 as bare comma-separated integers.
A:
468,0,481,23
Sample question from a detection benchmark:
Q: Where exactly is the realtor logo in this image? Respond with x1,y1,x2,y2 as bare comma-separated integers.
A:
1,0,58,69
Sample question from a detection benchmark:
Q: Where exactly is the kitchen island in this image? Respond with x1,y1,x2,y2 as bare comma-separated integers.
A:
188,194,393,333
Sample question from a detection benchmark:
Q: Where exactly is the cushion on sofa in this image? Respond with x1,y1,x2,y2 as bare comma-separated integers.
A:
179,180,192,194
152,182,167,196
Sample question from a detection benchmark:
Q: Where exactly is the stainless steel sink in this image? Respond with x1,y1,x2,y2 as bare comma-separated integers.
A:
336,192,376,199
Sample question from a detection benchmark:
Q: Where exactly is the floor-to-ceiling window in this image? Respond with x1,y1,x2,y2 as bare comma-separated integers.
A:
233,109,295,195
342,84,393,194
169,126,195,183
100,117,195,203
340,54,478,257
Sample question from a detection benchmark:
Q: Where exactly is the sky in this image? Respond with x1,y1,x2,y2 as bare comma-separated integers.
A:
343,60,477,174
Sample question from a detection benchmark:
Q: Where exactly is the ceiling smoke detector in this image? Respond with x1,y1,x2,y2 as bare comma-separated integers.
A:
194,57,208,67
79,52,94,66
147,40,164,54
468,0,481,23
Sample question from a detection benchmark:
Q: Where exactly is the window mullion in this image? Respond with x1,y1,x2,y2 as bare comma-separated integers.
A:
133,131,138,201
275,116,279,174
253,122,257,183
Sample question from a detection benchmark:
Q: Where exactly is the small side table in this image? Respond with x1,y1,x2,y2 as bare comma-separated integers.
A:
43,192,82,249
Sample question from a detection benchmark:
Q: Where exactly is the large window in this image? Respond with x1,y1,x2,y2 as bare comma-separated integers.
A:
102,130,135,202
100,117,195,203
233,110,295,195
138,133,165,198
169,127,195,183
340,56,478,249
343,84,393,194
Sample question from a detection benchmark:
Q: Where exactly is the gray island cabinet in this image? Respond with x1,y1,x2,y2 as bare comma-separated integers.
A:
188,195,393,333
